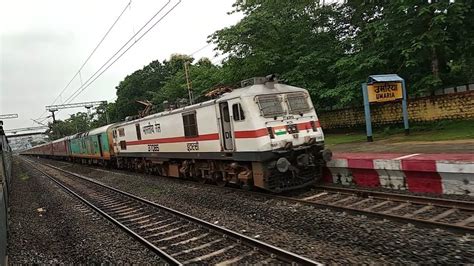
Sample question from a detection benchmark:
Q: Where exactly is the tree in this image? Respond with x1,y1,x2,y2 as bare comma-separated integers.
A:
210,1,350,108
47,112,90,140
151,57,225,108
210,0,474,108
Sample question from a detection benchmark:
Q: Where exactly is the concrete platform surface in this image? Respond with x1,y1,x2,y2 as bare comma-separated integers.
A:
328,139,474,154
325,152,474,195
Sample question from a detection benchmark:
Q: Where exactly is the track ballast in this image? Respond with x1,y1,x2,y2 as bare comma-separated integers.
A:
22,157,320,265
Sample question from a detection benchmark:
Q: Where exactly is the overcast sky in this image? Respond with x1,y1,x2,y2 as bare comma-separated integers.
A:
0,0,242,131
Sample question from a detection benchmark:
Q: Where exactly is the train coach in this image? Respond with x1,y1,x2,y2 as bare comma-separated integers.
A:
69,125,114,165
22,76,331,192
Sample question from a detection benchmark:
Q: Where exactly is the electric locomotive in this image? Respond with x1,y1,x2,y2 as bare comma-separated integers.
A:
22,76,331,192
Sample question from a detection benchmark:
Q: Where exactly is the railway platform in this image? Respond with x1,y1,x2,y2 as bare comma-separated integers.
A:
324,152,474,196
328,138,474,154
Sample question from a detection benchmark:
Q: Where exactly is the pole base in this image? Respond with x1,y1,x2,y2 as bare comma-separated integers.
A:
405,129,410,136
367,136,373,142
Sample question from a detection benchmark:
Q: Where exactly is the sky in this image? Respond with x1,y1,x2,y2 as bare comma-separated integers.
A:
0,0,243,131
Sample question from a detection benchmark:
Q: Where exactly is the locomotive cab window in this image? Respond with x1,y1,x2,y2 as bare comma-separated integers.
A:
182,112,198,137
232,103,245,121
256,95,284,117
118,128,125,137
286,92,310,114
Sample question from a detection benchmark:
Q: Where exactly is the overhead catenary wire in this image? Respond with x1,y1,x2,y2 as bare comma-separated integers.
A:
36,0,132,123
37,39,219,124
189,43,211,57
63,0,181,105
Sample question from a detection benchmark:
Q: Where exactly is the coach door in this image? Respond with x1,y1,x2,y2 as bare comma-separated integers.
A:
219,102,234,151
97,135,103,157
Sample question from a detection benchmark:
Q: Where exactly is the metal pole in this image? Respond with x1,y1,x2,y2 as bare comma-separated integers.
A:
51,111,56,123
184,62,193,105
401,79,409,135
362,83,373,142
105,108,110,124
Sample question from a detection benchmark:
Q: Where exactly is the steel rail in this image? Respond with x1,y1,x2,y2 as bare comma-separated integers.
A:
270,193,474,234
22,158,181,265
30,157,474,234
26,157,321,265
314,185,474,211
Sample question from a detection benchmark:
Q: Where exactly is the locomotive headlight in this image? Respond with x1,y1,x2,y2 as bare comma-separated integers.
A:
276,157,291,173
286,124,299,134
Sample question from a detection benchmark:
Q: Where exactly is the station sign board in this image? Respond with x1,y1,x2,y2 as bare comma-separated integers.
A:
367,82,403,103
362,74,409,142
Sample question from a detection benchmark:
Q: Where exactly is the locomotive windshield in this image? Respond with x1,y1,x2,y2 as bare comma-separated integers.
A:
286,92,310,114
256,95,284,117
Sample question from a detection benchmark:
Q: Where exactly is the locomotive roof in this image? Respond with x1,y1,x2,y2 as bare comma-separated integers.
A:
87,124,112,135
217,83,306,102
113,83,308,127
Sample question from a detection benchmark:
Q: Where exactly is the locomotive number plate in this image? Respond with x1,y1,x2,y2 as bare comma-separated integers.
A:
187,142,199,151
147,144,160,152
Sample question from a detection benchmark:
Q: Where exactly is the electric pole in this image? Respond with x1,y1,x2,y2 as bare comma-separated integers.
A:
184,62,194,105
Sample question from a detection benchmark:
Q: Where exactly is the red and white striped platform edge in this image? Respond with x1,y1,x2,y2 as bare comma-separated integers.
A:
323,153,474,196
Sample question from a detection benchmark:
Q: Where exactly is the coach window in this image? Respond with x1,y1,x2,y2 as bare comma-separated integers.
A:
232,103,245,121
182,112,198,137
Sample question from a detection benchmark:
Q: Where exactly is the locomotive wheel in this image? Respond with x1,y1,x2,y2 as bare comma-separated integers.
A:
241,180,254,191
214,172,227,187
216,180,227,187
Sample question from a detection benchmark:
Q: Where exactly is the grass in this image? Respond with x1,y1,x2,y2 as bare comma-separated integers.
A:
19,172,29,181
324,120,474,146
142,185,163,194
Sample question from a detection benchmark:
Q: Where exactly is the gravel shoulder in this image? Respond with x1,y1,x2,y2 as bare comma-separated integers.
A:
7,157,162,264
41,157,474,264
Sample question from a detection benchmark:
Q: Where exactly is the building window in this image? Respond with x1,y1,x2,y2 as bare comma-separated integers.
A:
118,128,125,137
182,112,198,137
286,92,310,114
232,103,245,121
256,95,284,117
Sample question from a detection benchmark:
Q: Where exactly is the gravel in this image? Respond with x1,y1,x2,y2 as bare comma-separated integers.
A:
39,157,474,264
7,158,162,264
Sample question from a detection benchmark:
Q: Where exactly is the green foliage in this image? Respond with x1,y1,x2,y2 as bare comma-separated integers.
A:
151,58,225,108
325,119,474,146
56,0,474,131
210,0,474,108
47,112,91,140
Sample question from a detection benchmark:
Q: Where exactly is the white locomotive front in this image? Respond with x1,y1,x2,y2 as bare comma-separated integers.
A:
111,76,331,192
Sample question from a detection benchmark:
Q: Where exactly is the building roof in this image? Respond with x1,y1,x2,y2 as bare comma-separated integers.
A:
368,74,404,83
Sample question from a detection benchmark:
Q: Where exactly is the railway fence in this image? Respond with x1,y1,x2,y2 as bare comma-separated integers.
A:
0,122,12,264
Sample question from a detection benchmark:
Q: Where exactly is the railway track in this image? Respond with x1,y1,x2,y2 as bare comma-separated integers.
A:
30,157,474,234
22,157,320,265
282,185,474,234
